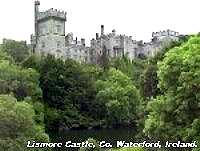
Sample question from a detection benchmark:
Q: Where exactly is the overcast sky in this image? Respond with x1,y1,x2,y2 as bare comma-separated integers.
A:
0,0,199,46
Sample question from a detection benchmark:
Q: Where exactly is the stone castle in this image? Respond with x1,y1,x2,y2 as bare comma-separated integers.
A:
31,1,180,64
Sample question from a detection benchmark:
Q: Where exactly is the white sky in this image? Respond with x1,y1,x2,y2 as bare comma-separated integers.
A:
0,0,200,46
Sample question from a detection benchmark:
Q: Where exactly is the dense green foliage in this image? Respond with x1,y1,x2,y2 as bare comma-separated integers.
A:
94,68,140,127
137,37,190,140
38,55,98,131
0,41,49,150
1,39,29,63
140,38,189,100
110,56,146,88
34,54,142,130
0,94,50,151
0,35,199,151
144,36,200,150
0,60,42,101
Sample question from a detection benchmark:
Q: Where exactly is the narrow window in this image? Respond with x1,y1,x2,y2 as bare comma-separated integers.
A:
56,25,61,33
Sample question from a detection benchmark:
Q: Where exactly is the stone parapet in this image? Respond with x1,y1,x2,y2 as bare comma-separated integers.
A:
152,29,179,38
37,8,67,21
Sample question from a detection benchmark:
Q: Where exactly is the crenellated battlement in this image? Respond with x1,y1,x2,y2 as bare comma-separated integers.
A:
152,29,179,38
37,8,67,21
32,1,182,63
35,0,40,5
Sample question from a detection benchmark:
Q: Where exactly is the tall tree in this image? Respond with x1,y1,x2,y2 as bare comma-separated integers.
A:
0,95,50,151
144,35,200,150
94,68,140,127
39,55,97,131
140,39,188,100
0,60,42,101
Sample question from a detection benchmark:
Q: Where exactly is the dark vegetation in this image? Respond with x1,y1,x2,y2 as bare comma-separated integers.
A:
0,34,199,151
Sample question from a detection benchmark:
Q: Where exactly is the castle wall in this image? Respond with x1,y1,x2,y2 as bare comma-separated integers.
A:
90,32,138,61
122,37,137,60
65,46,90,63
38,21,48,35
32,1,181,64
38,19,65,36
36,35,65,58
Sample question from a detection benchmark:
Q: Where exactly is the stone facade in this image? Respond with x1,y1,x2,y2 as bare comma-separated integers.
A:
90,27,179,61
31,1,90,63
30,1,180,64
135,30,179,58
65,33,90,63
89,26,139,64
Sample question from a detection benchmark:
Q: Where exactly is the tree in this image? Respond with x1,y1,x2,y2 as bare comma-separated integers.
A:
0,60,42,101
0,50,14,63
140,64,161,99
110,55,147,89
144,35,200,150
39,55,92,109
1,39,29,63
140,39,188,100
39,55,97,131
0,94,50,151
22,53,42,71
94,68,140,127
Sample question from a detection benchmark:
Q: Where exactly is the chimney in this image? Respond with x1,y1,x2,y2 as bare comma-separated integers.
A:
76,37,77,44
112,29,116,36
152,32,155,37
101,25,104,35
96,33,99,40
81,38,85,46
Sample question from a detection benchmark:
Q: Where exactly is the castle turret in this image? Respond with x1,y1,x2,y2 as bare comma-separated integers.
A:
65,32,73,45
81,38,85,46
33,1,40,53
90,38,95,47
112,29,116,36
35,1,40,37
101,25,104,35
96,33,99,40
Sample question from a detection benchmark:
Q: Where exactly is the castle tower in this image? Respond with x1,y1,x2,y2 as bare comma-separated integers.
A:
31,1,40,53
34,1,67,58
34,1,40,38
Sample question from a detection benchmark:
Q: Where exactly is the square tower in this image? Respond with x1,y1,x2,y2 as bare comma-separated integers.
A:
33,1,67,58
